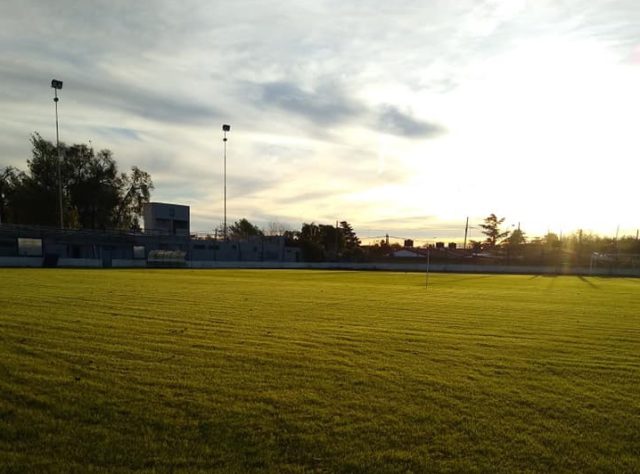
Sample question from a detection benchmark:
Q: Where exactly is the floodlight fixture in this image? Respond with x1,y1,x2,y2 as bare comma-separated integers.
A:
222,124,231,132
51,79,63,90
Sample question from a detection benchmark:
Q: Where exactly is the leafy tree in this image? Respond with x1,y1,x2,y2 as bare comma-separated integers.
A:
339,221,363,260
480,213,509,248
542,232,561,248
265,221,290,237
340,221,361,249
64,144,120,229
297,223,329,262
505,228,526,247
469,240,483,252
295,221,362,261
1,133,153,229
0,167,20,224
115,166,153,230
228,218,263,240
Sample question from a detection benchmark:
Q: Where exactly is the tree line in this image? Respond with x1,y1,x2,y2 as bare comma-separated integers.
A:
471,213,639,258
358,212,639,267
222,218,362,262
2,135,637,264
0,134,153,230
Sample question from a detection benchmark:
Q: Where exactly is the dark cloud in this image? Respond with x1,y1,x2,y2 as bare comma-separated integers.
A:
94,127,141,141
0,62,218,126
258,81,363,125
377,105,445,138
228,175,280,198
272,190,331,206
254,81,446,140
75,80,219,125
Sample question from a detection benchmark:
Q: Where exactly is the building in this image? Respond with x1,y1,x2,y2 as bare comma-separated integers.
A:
143,202,190,236
0,222,300,267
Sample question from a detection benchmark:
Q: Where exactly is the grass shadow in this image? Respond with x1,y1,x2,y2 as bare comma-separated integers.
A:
577,275,599,289
444,275,495,284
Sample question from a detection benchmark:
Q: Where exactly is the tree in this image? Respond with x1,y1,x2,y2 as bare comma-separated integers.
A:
295,221,362,261
227,218,263,240
0,167,21,224
297,223,324,261
340,221,361,249
339,221,363,260
542,232,561,248
114,166,153,230
480,213,509,248
265,221,291,237
505,228,526,247
64,144,120,229
1,133,153,229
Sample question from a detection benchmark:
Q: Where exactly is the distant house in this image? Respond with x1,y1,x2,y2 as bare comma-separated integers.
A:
389,248,426,258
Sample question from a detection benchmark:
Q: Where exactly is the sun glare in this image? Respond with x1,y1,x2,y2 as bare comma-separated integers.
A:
386,35,640,237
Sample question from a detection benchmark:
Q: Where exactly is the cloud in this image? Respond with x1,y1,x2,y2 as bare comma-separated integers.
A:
93,127,141,141
377,106,445,138
254,81,446,140
257,81,363,125
72,77,219,125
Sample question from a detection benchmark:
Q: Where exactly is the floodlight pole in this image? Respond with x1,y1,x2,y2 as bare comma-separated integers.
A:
222,124,231,239
52,79,64,229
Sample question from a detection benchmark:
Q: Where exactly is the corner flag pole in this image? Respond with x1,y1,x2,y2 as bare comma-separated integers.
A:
425,246,430,289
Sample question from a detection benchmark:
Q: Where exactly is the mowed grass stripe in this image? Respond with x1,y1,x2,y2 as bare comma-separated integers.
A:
1,269,639,472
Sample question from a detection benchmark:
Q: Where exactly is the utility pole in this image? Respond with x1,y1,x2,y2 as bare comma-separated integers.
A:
463,216,469,250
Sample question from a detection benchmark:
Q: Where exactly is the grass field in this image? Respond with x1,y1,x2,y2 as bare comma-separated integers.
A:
1,269,639,473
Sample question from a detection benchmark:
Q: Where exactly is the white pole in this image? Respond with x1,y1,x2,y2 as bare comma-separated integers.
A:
54,88,63,229
223,129,227,239
425,246,431,289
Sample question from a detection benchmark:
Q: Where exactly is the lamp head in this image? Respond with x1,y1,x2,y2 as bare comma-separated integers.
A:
51,79,63,90
222,124,231,132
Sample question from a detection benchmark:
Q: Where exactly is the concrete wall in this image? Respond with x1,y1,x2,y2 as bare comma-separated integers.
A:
112,259,147,268
0,257,43,267
1,256,639,276
58,258,102,268
189,238,300,262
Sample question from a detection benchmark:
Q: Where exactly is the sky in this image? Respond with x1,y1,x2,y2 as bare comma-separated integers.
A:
1,0,638,244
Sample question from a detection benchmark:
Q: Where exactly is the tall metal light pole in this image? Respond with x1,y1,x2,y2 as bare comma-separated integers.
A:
51,79,64,229
222,124,231,239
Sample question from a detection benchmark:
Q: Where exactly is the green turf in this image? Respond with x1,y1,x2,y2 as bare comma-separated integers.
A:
1,269,639,473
